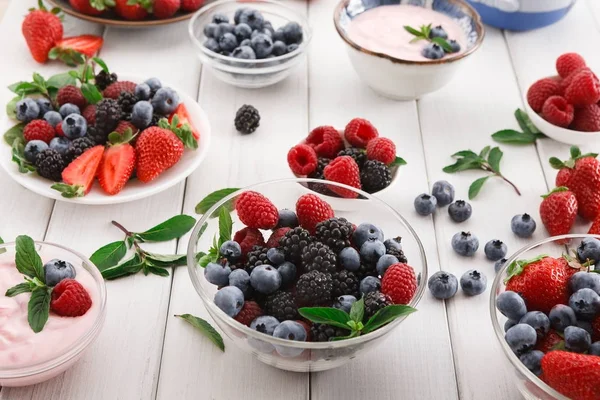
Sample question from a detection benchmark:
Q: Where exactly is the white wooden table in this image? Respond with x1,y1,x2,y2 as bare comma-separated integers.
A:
0,0,599,399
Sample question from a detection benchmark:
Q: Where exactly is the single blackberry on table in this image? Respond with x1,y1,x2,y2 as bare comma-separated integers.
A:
301,242,337,274
117,91,139,116
280,227,313,263
95,98,121,136
234,104,260,134
295,270,333,306
364,291,392,320
338,147,367,168
315,217,354,253
331,270,360,298
94,70,118,90
360,160,392,193
310,323,350,342
308,157,331,179
35,149,66,181
245,246,272,274
355,263,378,280
264,291,299,321
64,137,95,163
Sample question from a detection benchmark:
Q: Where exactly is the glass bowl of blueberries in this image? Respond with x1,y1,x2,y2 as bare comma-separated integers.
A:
188,0,311,89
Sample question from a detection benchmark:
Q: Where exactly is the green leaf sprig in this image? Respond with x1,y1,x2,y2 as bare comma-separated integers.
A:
176,314,225,352
404,24,456,53
198,207,232,267
443,146,521,199
491,109,547,145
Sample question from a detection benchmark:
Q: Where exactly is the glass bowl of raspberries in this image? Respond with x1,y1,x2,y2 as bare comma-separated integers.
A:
187,178,426,372
188,0,311,89
491,234,600,400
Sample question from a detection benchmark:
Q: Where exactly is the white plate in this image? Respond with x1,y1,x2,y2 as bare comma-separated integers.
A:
0,76,211,205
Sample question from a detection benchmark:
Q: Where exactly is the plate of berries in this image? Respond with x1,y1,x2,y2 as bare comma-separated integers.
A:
1,62,211,205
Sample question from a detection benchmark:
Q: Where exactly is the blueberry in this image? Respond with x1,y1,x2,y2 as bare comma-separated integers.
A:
549,304,577,332
359,276,381,295
448,200,472,222
353,223,383,248
276,209,298,229
495,258,507,273
447,39,461,53
131,101,153,129
214,286,244,317
273,28,285,43
218,32,238,53
271,41,287,57
234,8,249,24
577,237,600,265
429,25,448,39
24,140,48,163
282,21,303,44
414,193,437,216
228,268,250,296
49,137,71,156
151,88,179,116
134,83,151,101
234,23,252,42
43,259,76,286
251,28,272,39
59,103,80,118
360,240,386,264
250,265,281,294
431,180,455,207
43,111,62,128
428,271,458,300
569,271,600,295
266,248,285,265
451,232,479,256
36,98,52,117
212,13,229,24
484,240,507,261
239,9,264,30
220,240,242,261
144,77,162,93
569,288,600,320
250,33,273,59
564,325,591,353
287,44,299,53
204,262,232,286
273,320,307,341
250,315,280,335
231,46,256,60
217,23,235,38
421,43,445,60
504,319,518,332
339,247,360,272
496,291,527,321
505,324,537,355
204,38,220,53
511,214,536,238
333,295,356,313
277,261,296,286
519,311,550,338
376,254,399,277
240,38,251,47
15,98,40,122
519,350,543,376
590,341,600,356
204,23,219,38
61,114,87,139
460,269,487,296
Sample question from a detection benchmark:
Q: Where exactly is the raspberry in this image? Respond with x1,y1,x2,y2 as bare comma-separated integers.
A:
266,227,291,248
296,194,334,234
56,85,86,109
593,316,600,342
323,156,361,199
344,118,378,148
55,123,64,137
287,144,318,175
559,67,591,93
234,301,263,326
564,69,600,106
556,53,586,78
50,279,92,317
23,120,55,144
571,104,600,132
305,126,344,158
82,105,96,125
233,227,265,256
527,78,561,113
366,137,396,165
541,96,574,128
589,216,600,235
381,263,417,305
535,329,563,353
103,81,137,99
235,191,279,230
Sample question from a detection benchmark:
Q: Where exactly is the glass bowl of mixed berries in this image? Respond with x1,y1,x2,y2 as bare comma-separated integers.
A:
491,234,600,400
187,178,426,372
188,0,311,88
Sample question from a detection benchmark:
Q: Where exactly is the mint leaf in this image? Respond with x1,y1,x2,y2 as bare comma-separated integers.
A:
28,286,51,333
12,138,36,174
491,129,536,144
135,215,196,242
90,241,127,272
349,297,364,323
199,253,216,268
515,109,542,136
479,146,491,158
147,265,169,277
15,235,44,282
0,236,5,254
431,37,453,53
218,207,233,247
298,307,351,330
101,254,144,280
46,72,77,89
390,156,407,167
176,314,225,352
468,176,489,200
451,150,479,158
5,282,32,297
404,25,423,37
487,147,503,173
195,188,240,215
6,96,20,119
144,252,187,267
4,123,25,146
362,305,417,334
81,83,103,105
442,159,482,173
93,57,109,73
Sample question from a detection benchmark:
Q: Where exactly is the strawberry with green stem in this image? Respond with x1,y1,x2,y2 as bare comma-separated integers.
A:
539,187,578,241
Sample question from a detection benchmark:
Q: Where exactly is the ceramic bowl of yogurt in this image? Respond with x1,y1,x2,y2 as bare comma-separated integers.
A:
0,240,106,387
334,0,485,100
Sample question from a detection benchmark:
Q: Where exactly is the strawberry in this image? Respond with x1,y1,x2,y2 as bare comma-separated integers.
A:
50,279,93,317
295,194,334,233
323,156,361,198
539,187,578,239
169,103,200,140
535,329,564,353
135,127,184,183
589,216,600,235
181,0,204,12
505,256,576,314
541,351,600,400
115,0,149,20
22,1,64,63
556,53,586,79
51,35,104,62
305,126,344,158
235,191,279,230
69,0,104,16
153,0,181,19
97,139,136,196
381,263,417,305
56,146,104,197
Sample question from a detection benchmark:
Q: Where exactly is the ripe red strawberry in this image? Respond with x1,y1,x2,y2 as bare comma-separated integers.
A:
556,167,573,188
305,126,344,158
266,227,291,248
57,85,87,109
51,35,104,61
22,3,64,63
535,329,564,353
51,278,93,317
288,144,318,176
234,301,263,326
381,263,417,305
565,69,600,107
60,146,104,196
541,351,600,400
323,156,361,198
295,194,334,233
366,137,396,165
233,227,265,256
542,96,574,128
103,81,137,99
592,316,600,342
556,53,586,79
97,143,136,195
505,256,576,314
571,104,600,132
235,191,279,230
589,217,600,235
23,120,55,144
82,105,96,125
69,0,103,16
135,127,184,183
181,0,204,12
169,103,200,140
115,0,149,20
539,187,578,238
527,78,561,113
344,118,379,148
153,0,181,19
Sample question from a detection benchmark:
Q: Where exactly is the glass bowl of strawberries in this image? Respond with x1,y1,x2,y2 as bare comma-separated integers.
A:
491,234,600,400
187,178,427,372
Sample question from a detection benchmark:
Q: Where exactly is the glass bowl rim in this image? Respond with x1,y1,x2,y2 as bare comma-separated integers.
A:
0,240,107,378
186,177,427,349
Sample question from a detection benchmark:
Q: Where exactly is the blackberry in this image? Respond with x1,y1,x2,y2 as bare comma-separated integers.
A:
148,113,163,127
264,291,299,321
308,157,331,179
245,246,271,273
387,247,408,264
86,125,108,145
234,104,260,134
94,70,117,90
315,217,354,253
338,147,366,168
301,242,337,274
364,291,392,320
307,182,335,196
361,160,392,193
331,270,360,298
310,323,350,342
355,263,377,280
117,91,139,116
280,227,313,263
64,137,95,163
35,149,66,181
95,98,121,136
295,270,333,306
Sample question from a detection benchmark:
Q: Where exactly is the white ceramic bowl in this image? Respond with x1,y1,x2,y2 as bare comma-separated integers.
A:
333,0,485,100
0,75,212,205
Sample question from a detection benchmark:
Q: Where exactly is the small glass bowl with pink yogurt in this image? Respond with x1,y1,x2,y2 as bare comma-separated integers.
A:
0,241,106,387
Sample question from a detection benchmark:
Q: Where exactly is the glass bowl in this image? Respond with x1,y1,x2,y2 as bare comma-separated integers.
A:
188,0,312,89
490,234,598,400
187,178,427,372
0,241,107,387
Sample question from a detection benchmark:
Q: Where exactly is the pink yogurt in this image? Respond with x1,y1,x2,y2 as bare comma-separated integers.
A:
347,5,467,62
